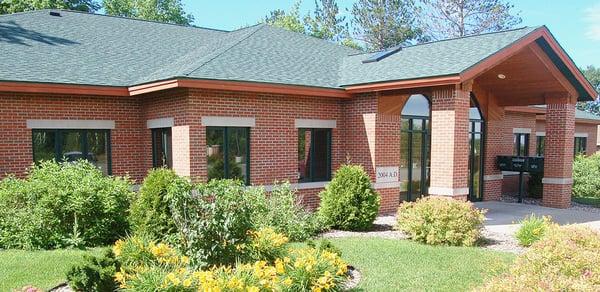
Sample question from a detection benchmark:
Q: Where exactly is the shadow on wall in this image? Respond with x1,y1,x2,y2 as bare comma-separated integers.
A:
0,20,79,46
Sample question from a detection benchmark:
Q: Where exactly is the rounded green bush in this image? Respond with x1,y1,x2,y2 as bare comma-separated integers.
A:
129,168,179,242
318,165,380,231
0,160,132,249
572,153,600,199
395,197,485,246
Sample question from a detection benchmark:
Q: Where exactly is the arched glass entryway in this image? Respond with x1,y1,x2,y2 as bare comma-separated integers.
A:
468,95,485,201
400,94,431,202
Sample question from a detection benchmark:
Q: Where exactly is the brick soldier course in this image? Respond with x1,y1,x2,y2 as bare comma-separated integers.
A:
1,10,598,212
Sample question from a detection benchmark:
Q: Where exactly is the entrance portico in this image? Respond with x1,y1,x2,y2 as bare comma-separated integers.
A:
351,27,597,209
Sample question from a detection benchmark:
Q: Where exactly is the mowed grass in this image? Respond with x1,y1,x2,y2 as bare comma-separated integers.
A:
0,248,104,291
1,239,514,291
326,237,515,292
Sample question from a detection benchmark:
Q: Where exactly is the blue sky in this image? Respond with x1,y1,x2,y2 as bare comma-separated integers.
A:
183,0,600,68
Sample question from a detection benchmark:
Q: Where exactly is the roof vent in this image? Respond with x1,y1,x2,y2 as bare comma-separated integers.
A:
362,45,403,63
49,11,61,17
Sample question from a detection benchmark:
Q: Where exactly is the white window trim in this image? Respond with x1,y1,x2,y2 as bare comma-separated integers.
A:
201,116,255,127
295,119,336,129
575,133,589,138
536,132,545,136
147,117,174,129
26,119,115,129
513,128,532,134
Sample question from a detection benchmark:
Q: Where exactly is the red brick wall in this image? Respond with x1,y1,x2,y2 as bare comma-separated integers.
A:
184,89,345,185
0,92,146,180
536,120,598,156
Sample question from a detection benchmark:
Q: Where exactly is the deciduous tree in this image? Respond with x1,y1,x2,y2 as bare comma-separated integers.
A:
577,65,600,115
102,0,194,26
0,0,100,14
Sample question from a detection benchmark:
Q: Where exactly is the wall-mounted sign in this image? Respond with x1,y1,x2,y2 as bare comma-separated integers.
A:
376,166,399,183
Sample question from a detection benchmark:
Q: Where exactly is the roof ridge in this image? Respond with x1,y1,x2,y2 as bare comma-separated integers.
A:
262,24,362,54
0,9,229,33
348,26,540,56
184,24,267,77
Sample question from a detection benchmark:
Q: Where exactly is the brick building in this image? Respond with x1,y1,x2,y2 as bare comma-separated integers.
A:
1,10,598,212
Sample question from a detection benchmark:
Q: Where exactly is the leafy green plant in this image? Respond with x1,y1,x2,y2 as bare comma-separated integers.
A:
395,197,486,246
477,225,600,291
318,165,380,231
66,249,120,292
0,160,132,249
129,168,179,243
167,179,256,266
572,153,600,199
245,227,289,263
251,182,324,241
515,214,554,247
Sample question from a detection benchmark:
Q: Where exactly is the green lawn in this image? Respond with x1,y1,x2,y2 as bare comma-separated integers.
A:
0,248,104,291
327,237,515,292
0,239,513,292
573,196,600,207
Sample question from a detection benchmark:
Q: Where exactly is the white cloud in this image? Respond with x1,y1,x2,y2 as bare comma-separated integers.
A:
585,3,600,41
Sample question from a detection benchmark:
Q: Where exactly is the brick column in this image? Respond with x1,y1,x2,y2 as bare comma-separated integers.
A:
375,113,401,213
542,102,575,208
483,95,505,201
171,125,191,177
429,85,470,200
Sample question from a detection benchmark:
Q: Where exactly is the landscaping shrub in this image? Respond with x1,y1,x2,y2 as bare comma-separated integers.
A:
515,214,554,247
252,182,324,241
129,168,179,243
0,160,132,249
113,239,349,291
318,165,380,231
477,225,600,291
395,197,486,246
245,227,289,263
572,153,600,199
167,179,256,266
66,249,120,292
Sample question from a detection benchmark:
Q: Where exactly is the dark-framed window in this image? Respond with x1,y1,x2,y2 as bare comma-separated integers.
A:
152,128,172,168
513,133,530,156
206,127,250,184
32,129,111,175
574,137,587,156
536,136,545,157
298,128,332,182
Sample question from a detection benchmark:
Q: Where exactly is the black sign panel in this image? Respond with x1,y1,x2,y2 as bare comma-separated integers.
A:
496,156,544,173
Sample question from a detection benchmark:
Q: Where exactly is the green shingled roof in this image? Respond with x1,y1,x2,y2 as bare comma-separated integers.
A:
0,9,582,92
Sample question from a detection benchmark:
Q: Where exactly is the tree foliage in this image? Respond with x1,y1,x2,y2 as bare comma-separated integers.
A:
351,0,425,51
421,0,522,40
264,1,306,34
304,0,347,41
0,0,100,14
102,0,194,25
576,65,600,115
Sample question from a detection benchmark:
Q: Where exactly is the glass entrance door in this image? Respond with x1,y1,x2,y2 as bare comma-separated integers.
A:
400,117,430,201
468,120,484,201
468,97,485,202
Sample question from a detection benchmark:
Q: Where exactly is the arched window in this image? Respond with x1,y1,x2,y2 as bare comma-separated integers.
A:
401,94,430,117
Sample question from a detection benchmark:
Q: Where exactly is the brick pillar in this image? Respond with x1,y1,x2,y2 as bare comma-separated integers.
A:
542,102,575,208
483,94,505,201
429,85,470,200
375,113,401,213
171,125,191,177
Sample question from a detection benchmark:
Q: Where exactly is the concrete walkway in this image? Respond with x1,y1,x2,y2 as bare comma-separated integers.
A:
475,201,600,230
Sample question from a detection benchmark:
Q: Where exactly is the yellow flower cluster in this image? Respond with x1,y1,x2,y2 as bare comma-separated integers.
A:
249,228,289,248
113,234,350,292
